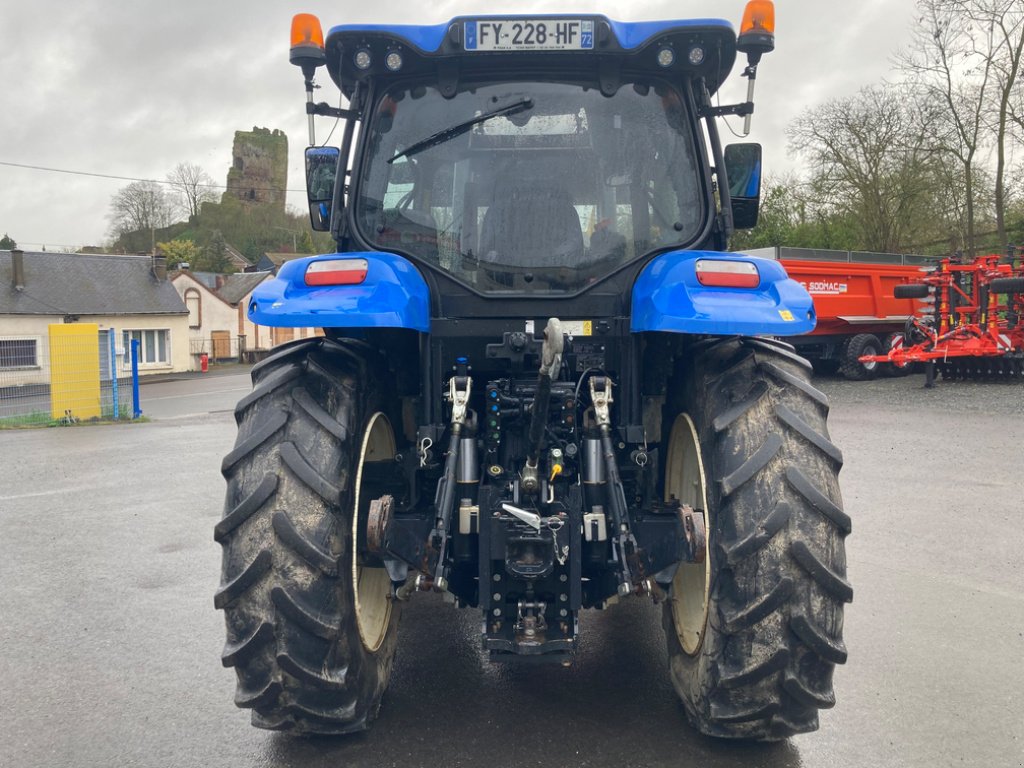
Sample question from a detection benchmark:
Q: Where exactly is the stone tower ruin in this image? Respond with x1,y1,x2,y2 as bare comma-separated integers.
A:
223,127,288,209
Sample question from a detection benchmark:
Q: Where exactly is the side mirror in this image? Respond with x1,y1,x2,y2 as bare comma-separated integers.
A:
305,146,340,232
724,143,762,230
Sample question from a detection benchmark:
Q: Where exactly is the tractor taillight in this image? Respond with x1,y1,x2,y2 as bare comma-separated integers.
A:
695,259,760,288
305,258,369,286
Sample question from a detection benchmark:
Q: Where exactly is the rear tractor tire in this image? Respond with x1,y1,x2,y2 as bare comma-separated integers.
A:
662,337,851,741
215,337,402,735
839,333,881,381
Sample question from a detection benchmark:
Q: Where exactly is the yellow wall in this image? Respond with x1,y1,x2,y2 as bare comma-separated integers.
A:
48,323,101,421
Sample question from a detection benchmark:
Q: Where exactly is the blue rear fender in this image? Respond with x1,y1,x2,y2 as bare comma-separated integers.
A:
248,252,431,332
630,250,816,336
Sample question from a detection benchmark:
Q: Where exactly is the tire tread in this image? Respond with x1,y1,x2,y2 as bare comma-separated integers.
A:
718,434,783,497
214,549,272,610
215,338,399,735
214,473,278,543
664,337,849,741
790,540,854,602
271,510,341,576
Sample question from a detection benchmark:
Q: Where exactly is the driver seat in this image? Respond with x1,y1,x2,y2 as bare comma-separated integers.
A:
479,183,584,269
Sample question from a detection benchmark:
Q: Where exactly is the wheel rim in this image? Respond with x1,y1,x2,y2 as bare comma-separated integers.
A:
664,413,710,655
861,349,878,372
352,412,395,653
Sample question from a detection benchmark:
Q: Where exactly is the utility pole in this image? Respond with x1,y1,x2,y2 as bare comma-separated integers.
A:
272,226,298,251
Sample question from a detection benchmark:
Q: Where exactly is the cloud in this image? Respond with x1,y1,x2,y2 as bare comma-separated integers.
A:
0,0,916,249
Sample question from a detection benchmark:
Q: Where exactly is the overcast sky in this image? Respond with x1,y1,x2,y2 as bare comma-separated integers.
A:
0,0,918,250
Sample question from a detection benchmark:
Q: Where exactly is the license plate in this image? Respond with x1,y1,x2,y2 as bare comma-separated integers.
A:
465,19,595,51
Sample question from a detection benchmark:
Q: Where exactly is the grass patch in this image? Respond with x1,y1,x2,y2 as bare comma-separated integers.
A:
0,407,145,429
0,411,56,428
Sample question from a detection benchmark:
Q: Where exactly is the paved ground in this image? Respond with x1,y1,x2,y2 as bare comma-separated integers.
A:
1,370,1021,768
136,368,253,421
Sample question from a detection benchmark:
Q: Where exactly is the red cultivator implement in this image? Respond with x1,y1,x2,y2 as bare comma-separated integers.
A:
860,251,1024,381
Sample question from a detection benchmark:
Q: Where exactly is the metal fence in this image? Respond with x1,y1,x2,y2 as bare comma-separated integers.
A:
189,332,322,366
0,329,140,427
189,335,246,366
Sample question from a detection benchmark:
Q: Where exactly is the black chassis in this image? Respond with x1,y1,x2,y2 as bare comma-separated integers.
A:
350,321,704,660
326,67,734,661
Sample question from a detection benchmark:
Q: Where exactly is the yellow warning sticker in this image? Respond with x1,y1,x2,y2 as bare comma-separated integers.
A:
561,320,593,337
778,310,795,322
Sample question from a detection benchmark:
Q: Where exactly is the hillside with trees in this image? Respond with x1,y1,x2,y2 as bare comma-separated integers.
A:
106,133,331,269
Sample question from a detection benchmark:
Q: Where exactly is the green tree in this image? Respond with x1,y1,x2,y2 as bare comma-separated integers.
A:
157,239,201,270
789,85,938,253
731,177,800,250
732,176,863,253
1006,199,1024,253
194,229,234,273
0,233,16,250
297,231,315,253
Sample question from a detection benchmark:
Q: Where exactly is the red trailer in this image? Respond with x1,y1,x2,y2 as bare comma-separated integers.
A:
744,247,934,379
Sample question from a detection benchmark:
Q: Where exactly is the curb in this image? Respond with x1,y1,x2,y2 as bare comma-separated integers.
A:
140,365,254,385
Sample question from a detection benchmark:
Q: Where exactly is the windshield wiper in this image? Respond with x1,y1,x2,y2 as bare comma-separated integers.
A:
388,98,534,164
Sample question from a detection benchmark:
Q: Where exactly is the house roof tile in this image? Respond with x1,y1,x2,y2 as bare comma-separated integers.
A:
0,251,187,316
216,271,271,305
263,252,304,266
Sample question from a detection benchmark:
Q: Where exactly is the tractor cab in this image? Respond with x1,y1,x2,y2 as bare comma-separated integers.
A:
292,13,771,296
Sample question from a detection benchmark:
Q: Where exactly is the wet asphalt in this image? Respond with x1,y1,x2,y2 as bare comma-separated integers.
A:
0,371,1022,768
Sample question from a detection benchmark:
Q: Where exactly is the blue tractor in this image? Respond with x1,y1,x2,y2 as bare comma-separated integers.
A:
216,1,851,740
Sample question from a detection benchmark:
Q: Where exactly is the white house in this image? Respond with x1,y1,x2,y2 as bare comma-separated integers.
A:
1,250,190,385
171,269,321,370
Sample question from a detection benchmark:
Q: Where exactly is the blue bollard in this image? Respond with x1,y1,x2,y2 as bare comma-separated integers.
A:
131,339,142,418
109,331,119,420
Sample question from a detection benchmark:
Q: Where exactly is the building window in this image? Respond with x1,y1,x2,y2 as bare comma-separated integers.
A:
184,288,202,329
0,338,38,369
122,329,170,365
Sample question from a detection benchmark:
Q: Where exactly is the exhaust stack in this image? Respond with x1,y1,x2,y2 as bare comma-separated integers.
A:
11,248,25,290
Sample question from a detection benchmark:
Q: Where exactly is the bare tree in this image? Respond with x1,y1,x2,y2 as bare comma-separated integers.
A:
1011,43,1024,133
897,0,1000,256
108,181,174,241
789,86,939,253
958,0,1024,251
166,162,218,220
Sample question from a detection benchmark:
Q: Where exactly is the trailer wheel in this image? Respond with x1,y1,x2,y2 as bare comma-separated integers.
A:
880,333,913,377
215,337,401,735
839,333,881,380
662,337,850,740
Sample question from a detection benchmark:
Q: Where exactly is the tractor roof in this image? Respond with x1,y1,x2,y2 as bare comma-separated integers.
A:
324,16,738,96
